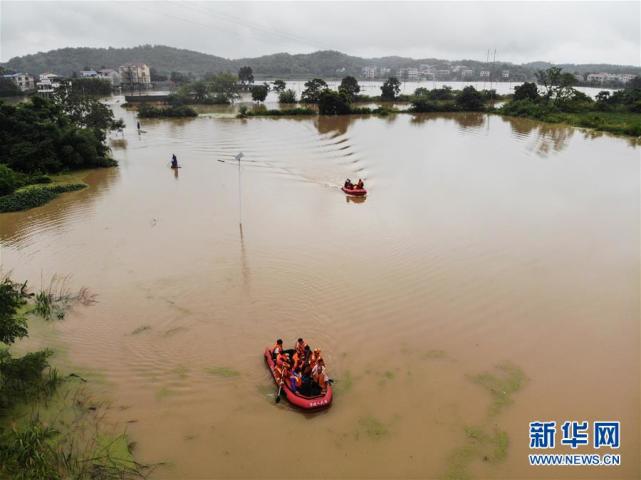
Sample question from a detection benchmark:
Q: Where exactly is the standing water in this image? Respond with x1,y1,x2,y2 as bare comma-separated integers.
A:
1,98,639,479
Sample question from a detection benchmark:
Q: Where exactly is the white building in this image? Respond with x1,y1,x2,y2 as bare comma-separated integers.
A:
502,70,510,79
587,72,638,84
461,69,474,79
435,69,450,78
2,72,35,91
80,70,98,78
36,73,63,94
119,63,151,89
97,69,121,86
379,67,391,77
362,66,377,79
480,71,491,78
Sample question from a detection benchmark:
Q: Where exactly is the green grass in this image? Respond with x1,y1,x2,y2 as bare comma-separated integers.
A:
356,415,389,439
204,366,240,378
0,183,86,213
469,362,527,417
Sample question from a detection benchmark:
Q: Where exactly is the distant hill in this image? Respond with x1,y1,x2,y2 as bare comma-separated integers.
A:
2,44,640,80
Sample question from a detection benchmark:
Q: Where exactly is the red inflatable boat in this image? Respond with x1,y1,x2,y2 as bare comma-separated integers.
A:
264,348,333,410
342,186,367,197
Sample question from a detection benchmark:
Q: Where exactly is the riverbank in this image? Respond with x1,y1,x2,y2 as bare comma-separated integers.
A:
236,104,641,138
0,276,149,478
0,172,88,213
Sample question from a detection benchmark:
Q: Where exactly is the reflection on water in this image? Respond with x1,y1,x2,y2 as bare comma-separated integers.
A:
346,195,367,204
502,116,575,155
1,99,639,479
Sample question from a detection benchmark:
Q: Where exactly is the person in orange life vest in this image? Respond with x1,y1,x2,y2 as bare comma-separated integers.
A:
295,338,307,357
272,339,284,360
312,358,329,392
309,348,322,369
291,350,304,371
356,179,364,189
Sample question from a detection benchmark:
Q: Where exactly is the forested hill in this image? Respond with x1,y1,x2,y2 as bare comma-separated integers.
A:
2,44,640,78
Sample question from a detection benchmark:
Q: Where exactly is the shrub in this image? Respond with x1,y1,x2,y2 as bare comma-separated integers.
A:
0,184,86,213
137,104,198,118
278,89,297,104
0,165,17,196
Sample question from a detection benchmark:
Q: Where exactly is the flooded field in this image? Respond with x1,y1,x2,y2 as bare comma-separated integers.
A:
1,100,639,479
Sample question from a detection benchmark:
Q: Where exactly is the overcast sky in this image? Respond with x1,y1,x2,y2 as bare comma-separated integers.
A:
1,1,639,65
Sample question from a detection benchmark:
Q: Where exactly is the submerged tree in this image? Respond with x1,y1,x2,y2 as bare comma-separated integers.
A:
272,79,287,93
380,77,401,100
513,82,539,102
301,78,328,103
238,66,254,89
318,90,351,115
278,89,297,104
251,83,270,103
338,76,360,101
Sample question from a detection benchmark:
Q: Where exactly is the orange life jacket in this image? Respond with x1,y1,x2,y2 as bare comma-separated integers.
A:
295,341,307,356
272,343,284,356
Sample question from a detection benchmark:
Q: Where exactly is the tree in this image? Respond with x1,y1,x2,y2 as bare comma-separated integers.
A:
413,87,430,97
251,83,269,102
150,67,168,82
0,278,28,345
272,79,286,93
191,80,209,102
301,78,328,103
513,82,539,101
170,71,190,85
456,86,485,111
208,72,240,103
338,76,360,101
380,77,401,100
0,77,20,97
238,66,254,88
535,67,561,101
279,89,297,103
318,90,351,115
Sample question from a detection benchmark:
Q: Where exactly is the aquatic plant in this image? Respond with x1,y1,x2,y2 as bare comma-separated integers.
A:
470,362,527,417
33,276,96,321
205,366,240,378
356,415,388,439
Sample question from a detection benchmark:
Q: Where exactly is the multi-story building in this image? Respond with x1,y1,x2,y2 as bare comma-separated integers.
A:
36,73,63,95
480,71,491,78
436,69,451,78
2,72,35,91
502,70,510,79
81,70,98,78
119,63,151,89
460,69,474,79
587,72,638,84
379,67,391,77
98,69,121,86
362,66,377,79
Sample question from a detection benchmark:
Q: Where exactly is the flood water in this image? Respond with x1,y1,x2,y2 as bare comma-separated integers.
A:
1,99,639,479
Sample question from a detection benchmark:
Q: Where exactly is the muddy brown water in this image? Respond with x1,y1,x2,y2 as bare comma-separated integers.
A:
1,99,639,479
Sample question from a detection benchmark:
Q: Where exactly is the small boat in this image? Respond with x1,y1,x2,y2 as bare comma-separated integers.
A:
264,348,332,410
342,186,367,197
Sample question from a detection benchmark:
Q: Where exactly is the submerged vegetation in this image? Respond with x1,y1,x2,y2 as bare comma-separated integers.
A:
500,69,641,136
443,362,527,480
137,104,197,118
0,183,86,213
0,89,123,212
0,275,147,479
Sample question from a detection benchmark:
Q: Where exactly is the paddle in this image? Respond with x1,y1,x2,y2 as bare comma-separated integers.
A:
275,381,283,404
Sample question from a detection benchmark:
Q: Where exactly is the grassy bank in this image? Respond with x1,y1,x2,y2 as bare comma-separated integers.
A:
0,276,150,479
238,102,641,138
518,110,641,137
0,173,88,213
